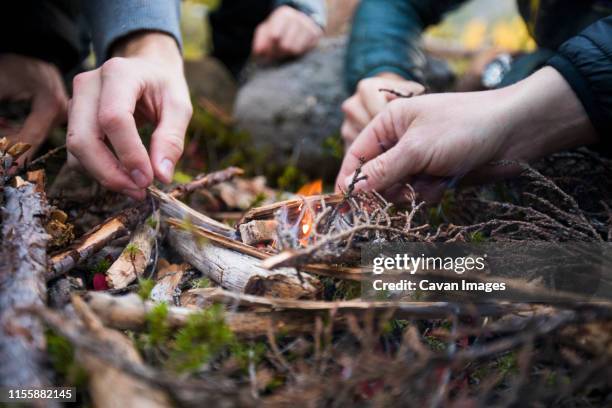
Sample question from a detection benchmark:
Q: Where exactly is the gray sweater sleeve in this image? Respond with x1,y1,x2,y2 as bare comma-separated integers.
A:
275,0,326,28
82,0,182,64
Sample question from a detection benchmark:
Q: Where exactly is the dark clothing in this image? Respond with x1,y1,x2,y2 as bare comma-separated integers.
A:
0,1,82,74
548,16,612,138
210,0,276,78
210,0,327,77
345,0,612,137
0,0,183,75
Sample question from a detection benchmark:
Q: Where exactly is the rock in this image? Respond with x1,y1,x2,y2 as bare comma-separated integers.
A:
233,37,348,179
184,58,238,114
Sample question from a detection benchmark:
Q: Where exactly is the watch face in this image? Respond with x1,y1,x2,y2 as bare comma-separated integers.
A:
481,54,513,89
482,61,505,89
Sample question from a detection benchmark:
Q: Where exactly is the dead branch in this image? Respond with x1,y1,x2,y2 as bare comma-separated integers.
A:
185,287,530,319
48,207,143,281
169,166,244,198
242,193,344,222
85,292,317,338
105,210,159,289
0,181,52,390
149,185,235,237
167,227,319,298
70,296,173,408
261,224,422,270
168,219,369,281
23,144,66,172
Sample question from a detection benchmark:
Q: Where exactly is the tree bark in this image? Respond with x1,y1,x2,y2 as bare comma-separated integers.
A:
0,182,53,394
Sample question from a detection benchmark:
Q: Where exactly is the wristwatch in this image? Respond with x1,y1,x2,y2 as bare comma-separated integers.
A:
481,53,513,89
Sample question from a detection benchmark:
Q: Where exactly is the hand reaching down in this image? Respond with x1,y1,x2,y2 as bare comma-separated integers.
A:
66,32,192,200
336,67,598,203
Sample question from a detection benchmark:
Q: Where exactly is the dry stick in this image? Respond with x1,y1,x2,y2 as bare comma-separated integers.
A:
241,193,345,222
184,287,530,318
0,180,56,396
70,296,173,408
167,227,318,298
149,186,235,237
168,166,244,198
47,207,143,281
105,210,159,289
22,144,66,172
85,292,317,338
261,223,420,270
167,219,367,281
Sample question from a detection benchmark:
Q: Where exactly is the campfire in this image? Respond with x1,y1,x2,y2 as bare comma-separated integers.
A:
2,138,612,407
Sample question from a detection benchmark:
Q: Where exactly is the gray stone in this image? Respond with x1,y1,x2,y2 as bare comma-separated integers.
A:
233,37,348,178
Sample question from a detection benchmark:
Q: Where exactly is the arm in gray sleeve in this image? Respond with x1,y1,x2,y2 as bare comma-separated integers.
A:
81,0,182,63
274,0,326,28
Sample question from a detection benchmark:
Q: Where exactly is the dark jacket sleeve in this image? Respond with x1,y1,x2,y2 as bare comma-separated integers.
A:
547,16,612,138
344,0,465,92
0,1,82,74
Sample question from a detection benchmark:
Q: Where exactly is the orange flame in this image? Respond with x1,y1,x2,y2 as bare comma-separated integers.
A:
297,179,323,196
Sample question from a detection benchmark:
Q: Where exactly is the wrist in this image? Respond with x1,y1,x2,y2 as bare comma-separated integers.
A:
112,31,182,67
376,72,410,82
497,67,598,162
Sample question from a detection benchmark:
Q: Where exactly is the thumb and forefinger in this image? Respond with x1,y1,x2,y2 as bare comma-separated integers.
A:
336,101,426,195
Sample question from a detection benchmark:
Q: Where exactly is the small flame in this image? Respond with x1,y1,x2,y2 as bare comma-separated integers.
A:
299,209,314,246
297,179,323,196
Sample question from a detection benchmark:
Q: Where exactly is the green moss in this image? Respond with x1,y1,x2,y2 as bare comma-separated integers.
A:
167,304,235,373
322,133,344,160
146,216,158,229
125,243,140,257
191,277,211,289
469,231,486,243
138,278,155,301
91,259,111,275
277,165,308,192
146,303,171,347
46,331,88,386
424,336,446,352
230,342,267,371
497,352,518,377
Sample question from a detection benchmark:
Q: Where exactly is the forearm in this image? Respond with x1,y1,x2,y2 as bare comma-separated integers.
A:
81,0,182,63
499,67,598,161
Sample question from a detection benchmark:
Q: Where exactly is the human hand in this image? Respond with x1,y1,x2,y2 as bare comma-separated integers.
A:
67,32,192,200
0,54,68,157
336,67,597,202
341,73,424,149
252,5,323,61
